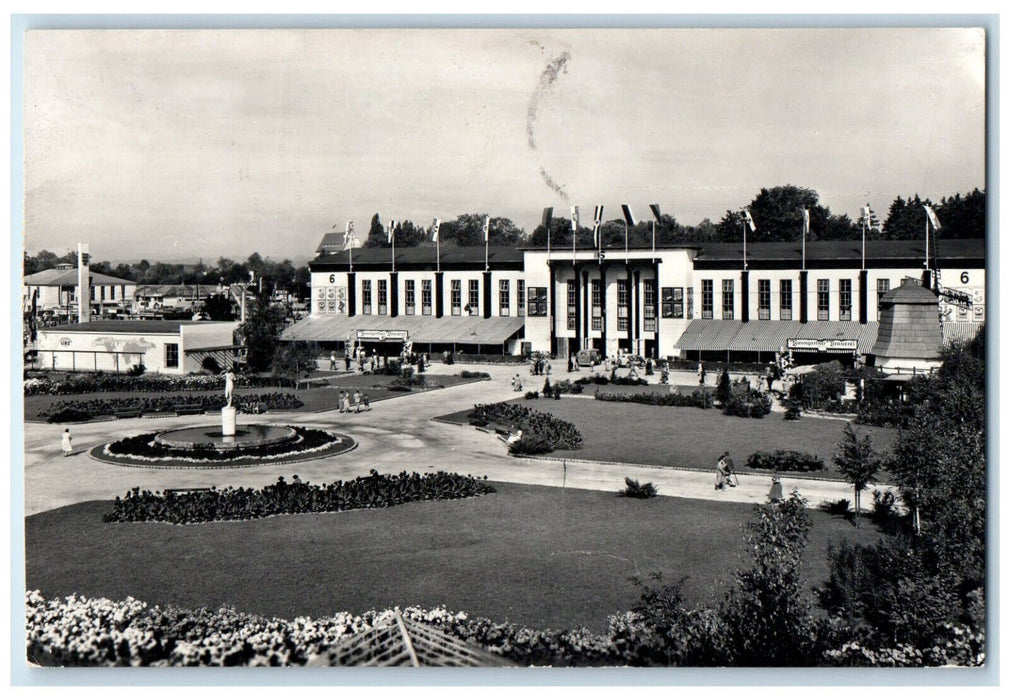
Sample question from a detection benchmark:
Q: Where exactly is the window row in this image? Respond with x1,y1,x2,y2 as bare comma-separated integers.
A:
352,279,527,317
699,278,893,321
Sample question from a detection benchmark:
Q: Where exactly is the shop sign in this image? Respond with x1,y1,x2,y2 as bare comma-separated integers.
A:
356,329,408,342
59,338,72,347
786,338,857,352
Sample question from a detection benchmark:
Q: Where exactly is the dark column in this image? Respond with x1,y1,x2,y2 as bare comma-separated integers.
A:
347,272,357,317
626,263,634,346
921,269,932,290
653,261,660,357
741,269,750,323
548,262,557,356
858,269,868,324
435,272,444,318
600,263,608,354
573,265,581,351
799,270,808,324
389,272,399,318
582,269,590,346
482,271,492,318
632,268,640,349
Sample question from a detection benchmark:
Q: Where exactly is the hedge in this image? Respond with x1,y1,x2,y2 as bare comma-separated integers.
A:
41,393,303,423
24,373,284,397
745,450,826,473
103,471,496,524
594,389,713,409
469,402,582,452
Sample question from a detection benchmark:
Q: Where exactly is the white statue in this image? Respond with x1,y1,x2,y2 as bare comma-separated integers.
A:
224,369,235,407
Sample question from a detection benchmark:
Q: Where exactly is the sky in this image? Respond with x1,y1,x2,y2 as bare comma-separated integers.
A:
22,27,986,262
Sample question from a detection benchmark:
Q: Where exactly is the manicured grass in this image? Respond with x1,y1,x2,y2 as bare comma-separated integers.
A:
437,398,896,480
26,482,881,632
24,373,483,420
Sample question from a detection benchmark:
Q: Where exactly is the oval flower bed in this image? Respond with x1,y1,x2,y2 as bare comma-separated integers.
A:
90,426,355,469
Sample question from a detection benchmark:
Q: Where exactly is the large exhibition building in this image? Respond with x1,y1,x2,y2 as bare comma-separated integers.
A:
283,234,985,369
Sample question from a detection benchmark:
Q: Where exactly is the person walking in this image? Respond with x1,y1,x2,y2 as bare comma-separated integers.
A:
61,428,73,457
698,361,706,386
352,390,362,413
768,474,784,502
329,351,337,371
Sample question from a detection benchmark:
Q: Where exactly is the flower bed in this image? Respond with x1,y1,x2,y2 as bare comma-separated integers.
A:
746,450,825,473
24,372,284,397
594,389,713,409
468,402,582,453
41,393,303,423
103,470,496,524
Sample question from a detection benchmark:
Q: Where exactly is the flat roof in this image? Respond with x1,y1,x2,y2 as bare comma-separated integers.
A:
40,320,234,334
281,314,524,345
310,246,524,270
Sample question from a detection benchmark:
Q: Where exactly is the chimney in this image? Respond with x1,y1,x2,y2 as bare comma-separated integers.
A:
77,243,91,323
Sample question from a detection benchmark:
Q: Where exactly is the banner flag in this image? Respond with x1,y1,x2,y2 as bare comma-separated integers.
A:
570,205,579,231
592,205,604,247
387,219,397,243
925,204,942,230
541,207,553,231
431,218,440,242
744,209,757,232
483,215,490,242
649,203,662,220
861,204,871,221
621,204,637,227
802,208,810,234
343,220,357,250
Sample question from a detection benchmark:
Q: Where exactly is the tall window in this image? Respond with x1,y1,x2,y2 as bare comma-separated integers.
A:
361,280,372,315
591,279,602,330
165,343,179,369
378,279,388,315
468,279,480,315
451,280,462,315
566,280,577,330
839,279,852,321
643,279,656,332
661,287,674,318
721,279,734,320
877,279,890,306
421,279,432,315
617,279,629,331
758,279,771,320
817,279,830,320
687,288,694,319
405,280,416,315
517,280,526,317
499,279,510,316
702,280,714,319
780,279,792,320
527,287,548,316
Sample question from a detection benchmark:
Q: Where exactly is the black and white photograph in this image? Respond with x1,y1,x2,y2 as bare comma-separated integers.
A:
14,18,992,676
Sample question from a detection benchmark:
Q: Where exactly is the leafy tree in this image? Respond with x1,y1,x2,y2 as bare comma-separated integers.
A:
437,213,525,247
717,186,830,242
833,424,879,527
237,288,287,372
716,367,731,405
881,194,929,240
201,294,235,321
935,188,986,239
364,213,387,247
272,341,319,387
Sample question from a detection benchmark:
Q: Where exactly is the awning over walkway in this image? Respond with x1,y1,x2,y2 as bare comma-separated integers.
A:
674,320,879,354
941,321,983,346
280,314,525,345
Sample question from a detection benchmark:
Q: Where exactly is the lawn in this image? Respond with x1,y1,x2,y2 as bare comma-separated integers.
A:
24,372,485,420
26,482,881,632
438,397,896,480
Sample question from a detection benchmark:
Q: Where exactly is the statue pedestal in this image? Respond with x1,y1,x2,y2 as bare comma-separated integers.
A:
221,405,237,437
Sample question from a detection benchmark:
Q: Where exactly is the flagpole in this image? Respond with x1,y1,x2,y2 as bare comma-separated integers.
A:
801,213,806,271
925,214,930,271
391,224,396,273
742,217,747,271
624,221,628,262
861,216,866,271
436,236,440,273
652,220,656,254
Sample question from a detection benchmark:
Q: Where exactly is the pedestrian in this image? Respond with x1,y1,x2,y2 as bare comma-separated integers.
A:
765,363,775,392
342,391,351,413
329,351,337,371
361,393,370,410
723,452,737,487
768,474,784,503
546,363,552,376
338,391,347,413
61,428,72,457
698,361,706,386
344,355,351,371
353,390,362,413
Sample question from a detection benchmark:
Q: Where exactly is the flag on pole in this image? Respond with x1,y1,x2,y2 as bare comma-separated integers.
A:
483,215,490,242
592,205,604,247
924,204,942,230
541,207,553,231
570,206,579,231
649,204,662,221
861,204,871,222
343,221,357,250
386,220,397,243
802,208,810,235
431,218,440,242
744,209,757,232
621,205,637,227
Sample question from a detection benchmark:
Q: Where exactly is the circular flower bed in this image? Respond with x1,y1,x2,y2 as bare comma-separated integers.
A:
89,426,355,469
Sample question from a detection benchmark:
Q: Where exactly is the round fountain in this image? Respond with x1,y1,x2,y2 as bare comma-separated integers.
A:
153,424,298,452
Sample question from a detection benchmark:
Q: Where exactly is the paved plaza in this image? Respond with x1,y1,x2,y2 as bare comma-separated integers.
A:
23,363,862,517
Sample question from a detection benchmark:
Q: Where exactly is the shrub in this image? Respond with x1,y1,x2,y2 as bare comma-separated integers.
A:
201,356,222,374
789,362,846,410
508,433,554,455
746,450,825,473
45,407,95,423
783,398,803,421
459,370,491,379
575,375,611,386
722,380,772,418
716,368,731,404
619,477,658,499
820,498,852,517
24,372,284,396
594,390,712,409
549,379,584,395
104,471,496,524
40,393,304,422
469,402,582,452
126,363,146,377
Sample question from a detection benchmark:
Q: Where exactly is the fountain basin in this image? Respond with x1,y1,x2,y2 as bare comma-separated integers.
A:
153,424,297,452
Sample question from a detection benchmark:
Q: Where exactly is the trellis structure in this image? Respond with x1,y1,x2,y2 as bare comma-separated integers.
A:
310,611,513,667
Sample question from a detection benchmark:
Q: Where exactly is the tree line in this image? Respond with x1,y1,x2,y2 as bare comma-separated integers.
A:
25,186,985,284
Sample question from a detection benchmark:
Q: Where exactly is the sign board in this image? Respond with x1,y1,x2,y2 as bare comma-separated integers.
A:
59,338,72,347
786,338,858,352
356,329,408,342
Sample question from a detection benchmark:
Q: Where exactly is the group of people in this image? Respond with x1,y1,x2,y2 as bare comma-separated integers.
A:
714,450,784,502
511,374,524,392
337,390,369,414
529,355,551,376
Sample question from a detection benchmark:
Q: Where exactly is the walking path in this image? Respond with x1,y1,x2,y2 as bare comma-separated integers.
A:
22,362,862,516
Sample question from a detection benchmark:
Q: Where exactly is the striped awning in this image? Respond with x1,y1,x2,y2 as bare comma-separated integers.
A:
941,321,984,346
280,314,525,345
675,320,879,354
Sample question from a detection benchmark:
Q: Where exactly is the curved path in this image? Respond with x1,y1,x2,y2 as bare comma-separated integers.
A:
23,364,860,516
